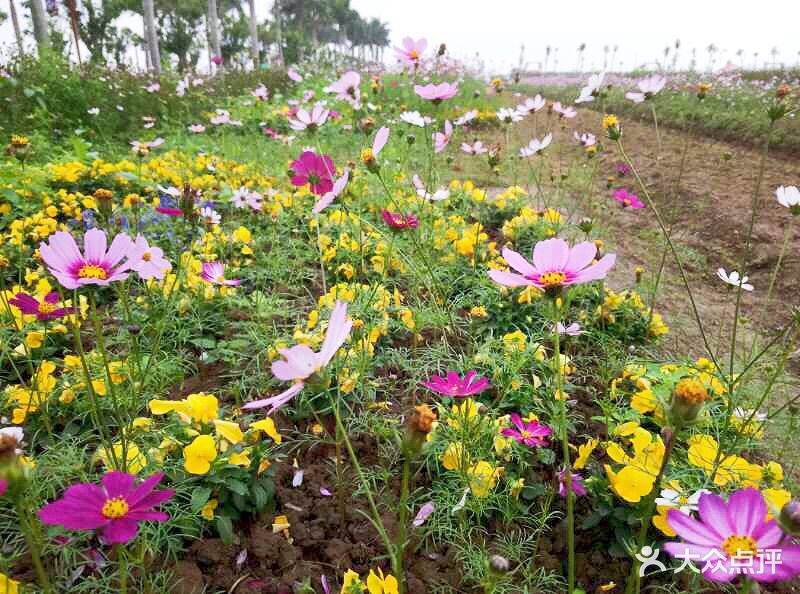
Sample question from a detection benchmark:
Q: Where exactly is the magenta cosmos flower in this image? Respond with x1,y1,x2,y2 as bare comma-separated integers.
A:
414,82,459,102
290,151,336,196
423,370,490,398
40,229,132,290
382,210,419,230
200,261,241,286
8,291,75,321
128,235,171,280
242,301,353,414
38,471,174,545
612,188,645,209
488,238,615,292
394,37,427,68
664,488,800,583
501,413,552,447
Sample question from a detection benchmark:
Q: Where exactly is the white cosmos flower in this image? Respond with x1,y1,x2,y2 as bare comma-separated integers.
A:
655,488,710,514
776,185,800,210
400,111,431,127
716,268,753,291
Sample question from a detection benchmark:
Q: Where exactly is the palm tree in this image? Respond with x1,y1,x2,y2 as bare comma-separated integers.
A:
207,0,222,68
30,0,50,54
142,0,160,75
8,0,24,54
247,0,258,67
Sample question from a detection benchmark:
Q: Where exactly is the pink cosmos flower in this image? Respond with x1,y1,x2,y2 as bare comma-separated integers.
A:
413,501,435,527
553,102,577,119
556,321,583,336
156,206,182,217
145,82,160,93
40,229,132,290
488,238,616,291
626,75,666,103
519,95,546,114
576,72,605,103
369,126,390,157
414,82,459,102
0,479,6,497
211,55,223,66
454,110,477,126
290,151,335,195
519,133,552,157
200,261,241,286
663,488,800,583
313,169,350,214
8,291,75,321
287,67,303,82
38,471,174,545
130,138,164,156
501,413,552,447
574,131,597,147
558,470,587,497
242,301,353,414
289,105,330,132
423,370,490,398
188,124,206,134
382,210,419,230
251,84,268,101
394,37,427,68
433,120,453,153
326,71,361,106
461,141,488,155
612,188,645,209
127,235,171,280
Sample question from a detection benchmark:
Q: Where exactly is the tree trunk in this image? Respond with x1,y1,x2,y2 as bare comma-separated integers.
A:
247,0,258,68
207,0,221,68
272,0,283,66
29,0,50,54
142,0,160,76
8,0,24,54
66,0,82,65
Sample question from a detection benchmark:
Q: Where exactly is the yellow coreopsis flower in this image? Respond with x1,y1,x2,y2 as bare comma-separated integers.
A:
183,434,217,474
201,498,218,520
574,438,598,470
441,442,468,471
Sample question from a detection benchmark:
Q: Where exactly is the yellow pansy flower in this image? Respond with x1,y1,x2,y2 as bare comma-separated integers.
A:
183,435,217,474
213,419,243,444
251,418,282,444
366,567,398,594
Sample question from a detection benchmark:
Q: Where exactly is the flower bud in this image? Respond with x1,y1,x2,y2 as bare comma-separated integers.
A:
779,500,800,536
669,377,709,424
578,218,593,234
489,554,510,573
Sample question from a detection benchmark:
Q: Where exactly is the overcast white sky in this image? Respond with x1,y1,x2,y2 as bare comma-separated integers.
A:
1,0,798,73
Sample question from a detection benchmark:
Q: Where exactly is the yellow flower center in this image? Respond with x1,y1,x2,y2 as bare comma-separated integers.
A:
721,534,757,558
521,430,532,439
142,251,152,262
409,50,419,60
216,275,226,284
360,148,375,163
101,497,130,519
539,271,567,288
37,302,57,315
78,264,108,280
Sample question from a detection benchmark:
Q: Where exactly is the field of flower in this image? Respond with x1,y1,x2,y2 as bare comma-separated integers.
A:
522,70,800,153
1,46,800,594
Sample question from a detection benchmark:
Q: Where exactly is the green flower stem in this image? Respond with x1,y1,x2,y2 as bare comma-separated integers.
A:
551,298,575,593
13,492,53,594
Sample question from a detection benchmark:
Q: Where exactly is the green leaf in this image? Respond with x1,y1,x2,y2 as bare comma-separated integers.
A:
190,487,212,511
226,479,248,496
216,515,234,544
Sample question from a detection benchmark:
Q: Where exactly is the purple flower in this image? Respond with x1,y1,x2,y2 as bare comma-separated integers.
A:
200,262,241,286
489,238,616,291
8,291,75,321
556,322,583,336
313,169,349,214
663,488,800,583
423,370,490,398
413,501,435,526
414,82,459,102
558,470,587,497
127,235,171,280
39,229,133,290
290,151,336,196
326,71,361,106
501,413,552,447
38,471,174,545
